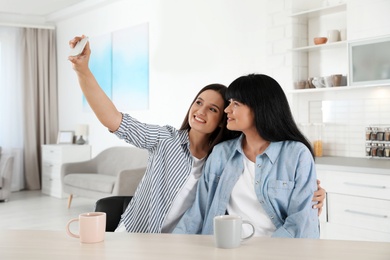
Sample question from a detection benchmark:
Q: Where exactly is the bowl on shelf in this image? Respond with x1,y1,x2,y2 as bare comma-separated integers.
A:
314,37,328,45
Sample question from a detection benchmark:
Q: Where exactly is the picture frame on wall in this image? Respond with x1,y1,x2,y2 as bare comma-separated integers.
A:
57,131,74,144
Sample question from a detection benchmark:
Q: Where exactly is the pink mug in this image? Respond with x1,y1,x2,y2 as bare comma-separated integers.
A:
66,212,106,243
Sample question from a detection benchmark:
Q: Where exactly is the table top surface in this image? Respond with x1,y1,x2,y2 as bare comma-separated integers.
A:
1,230,389,260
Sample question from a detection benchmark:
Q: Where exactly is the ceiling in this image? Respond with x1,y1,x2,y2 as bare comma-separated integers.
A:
0,0,117,27
0,0,86,17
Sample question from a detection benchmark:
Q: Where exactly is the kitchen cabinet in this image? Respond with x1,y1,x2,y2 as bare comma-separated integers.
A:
316,157,390,242
41,145,91,198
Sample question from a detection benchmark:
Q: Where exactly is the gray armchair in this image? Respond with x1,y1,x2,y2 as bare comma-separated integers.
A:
61,146,148,208
0,153,14,202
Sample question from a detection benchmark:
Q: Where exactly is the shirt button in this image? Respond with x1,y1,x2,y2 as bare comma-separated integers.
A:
257,164,261,168
270,216,274,219
255,181,259,185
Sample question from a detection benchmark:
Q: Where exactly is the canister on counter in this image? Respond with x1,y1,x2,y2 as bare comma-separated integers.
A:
365,127,372,140
365,144,372,157
371,142,378,157
377,144,385,157
370,127,378,140
313,123,323,157
385,128,390,141
385,144,390,158
377,131,384,141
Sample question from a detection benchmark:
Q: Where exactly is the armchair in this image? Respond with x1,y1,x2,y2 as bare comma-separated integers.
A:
61,146,148,208
0,153,14,202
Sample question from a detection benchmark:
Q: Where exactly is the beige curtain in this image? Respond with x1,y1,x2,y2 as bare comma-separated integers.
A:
22,28,58,190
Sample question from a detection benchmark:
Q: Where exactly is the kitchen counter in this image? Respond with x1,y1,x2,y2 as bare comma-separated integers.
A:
315,156,390,175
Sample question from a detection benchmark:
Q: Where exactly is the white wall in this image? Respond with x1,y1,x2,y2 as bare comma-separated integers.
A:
55,0,267,155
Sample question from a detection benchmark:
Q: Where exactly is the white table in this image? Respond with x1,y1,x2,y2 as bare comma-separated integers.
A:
0,230,389,259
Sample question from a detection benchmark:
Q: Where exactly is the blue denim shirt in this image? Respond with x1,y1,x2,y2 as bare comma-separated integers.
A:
174,135,320,238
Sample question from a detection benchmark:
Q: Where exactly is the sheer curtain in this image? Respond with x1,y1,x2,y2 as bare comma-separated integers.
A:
0,27,24,190
22,28,58,190
0,26,58,191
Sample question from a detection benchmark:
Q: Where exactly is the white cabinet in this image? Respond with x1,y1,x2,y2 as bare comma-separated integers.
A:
317,169,390,242
41,145,91,198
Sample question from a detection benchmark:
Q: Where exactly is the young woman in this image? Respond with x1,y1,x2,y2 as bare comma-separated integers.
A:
69,36,324,233
174,74,320,238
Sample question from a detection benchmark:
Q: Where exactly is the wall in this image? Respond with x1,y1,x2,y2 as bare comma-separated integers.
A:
267,0,390,158
55,0,267,155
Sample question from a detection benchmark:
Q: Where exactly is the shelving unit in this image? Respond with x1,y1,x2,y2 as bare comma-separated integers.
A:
290,3,348,87
41,144,91,198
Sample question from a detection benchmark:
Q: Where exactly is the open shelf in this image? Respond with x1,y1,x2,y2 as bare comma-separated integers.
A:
291,3,347,18
291,41,347,52
287,83,390,94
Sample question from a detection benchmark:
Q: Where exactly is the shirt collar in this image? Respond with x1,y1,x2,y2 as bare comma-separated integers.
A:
233,134,283,164
178,129,190,146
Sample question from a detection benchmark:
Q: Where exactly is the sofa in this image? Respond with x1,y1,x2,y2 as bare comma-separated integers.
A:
61,146,148,208
0,153,15,202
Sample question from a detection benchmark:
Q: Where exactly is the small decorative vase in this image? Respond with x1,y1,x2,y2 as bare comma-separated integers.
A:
76,136,86,145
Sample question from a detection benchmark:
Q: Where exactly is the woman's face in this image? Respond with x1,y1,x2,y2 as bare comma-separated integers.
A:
188,90,225,135
224,99,256,133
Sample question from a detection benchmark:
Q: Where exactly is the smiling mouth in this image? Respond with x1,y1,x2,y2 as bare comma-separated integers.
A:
194,116,206,123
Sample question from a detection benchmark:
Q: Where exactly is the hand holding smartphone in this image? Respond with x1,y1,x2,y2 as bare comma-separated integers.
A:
69,37,89,57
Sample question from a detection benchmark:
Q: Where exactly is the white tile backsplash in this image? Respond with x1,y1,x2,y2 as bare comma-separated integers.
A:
301,98,390,157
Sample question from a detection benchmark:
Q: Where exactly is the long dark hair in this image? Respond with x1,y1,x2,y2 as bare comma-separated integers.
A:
180,84,239,154
225,74,314,158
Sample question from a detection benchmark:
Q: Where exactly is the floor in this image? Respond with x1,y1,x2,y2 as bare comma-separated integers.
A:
0,190,96,231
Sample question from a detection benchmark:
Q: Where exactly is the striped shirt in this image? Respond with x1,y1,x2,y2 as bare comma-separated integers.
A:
113,114,193,233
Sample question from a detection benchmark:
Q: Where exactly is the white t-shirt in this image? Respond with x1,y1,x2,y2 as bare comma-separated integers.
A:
227,155,276,237
161,156,205,233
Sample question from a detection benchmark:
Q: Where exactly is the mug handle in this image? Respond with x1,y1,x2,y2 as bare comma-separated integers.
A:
241,220,255,241
66,218,80,239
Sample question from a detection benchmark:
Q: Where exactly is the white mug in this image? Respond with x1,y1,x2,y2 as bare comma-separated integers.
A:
213,215,255,249
323,76,333,88
66,212,106,243
311,77,325,88
327,30,340,43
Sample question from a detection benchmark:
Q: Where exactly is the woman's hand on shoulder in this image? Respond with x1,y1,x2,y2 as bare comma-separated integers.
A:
312,179,326,216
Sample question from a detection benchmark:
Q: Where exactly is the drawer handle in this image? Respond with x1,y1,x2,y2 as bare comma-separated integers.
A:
345,209,388,219
344,182,387,189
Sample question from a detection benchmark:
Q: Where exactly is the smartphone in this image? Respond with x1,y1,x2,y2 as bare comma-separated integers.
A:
69,37,89,57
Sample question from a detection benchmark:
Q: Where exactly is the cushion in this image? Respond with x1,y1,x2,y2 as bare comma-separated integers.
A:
63,173,116,193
